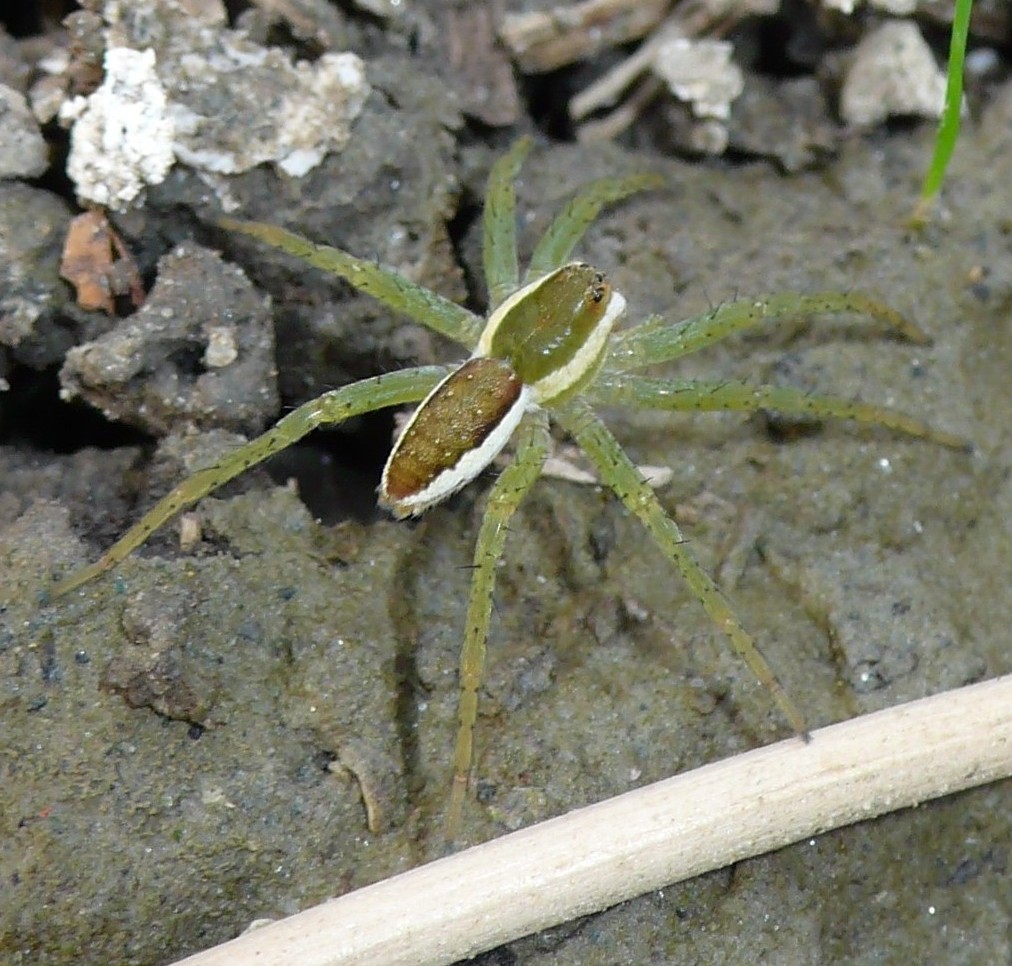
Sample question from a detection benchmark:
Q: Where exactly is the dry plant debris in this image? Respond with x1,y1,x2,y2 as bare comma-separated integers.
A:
499,1,954,153
60,210,144,314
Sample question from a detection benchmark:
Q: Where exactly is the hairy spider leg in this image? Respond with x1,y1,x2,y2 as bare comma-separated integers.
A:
220,218,483,349
524,173,664,285
590,376,971,450
483,137,532,310
607,292,934,375
448,409,552,842
483,137,663,302
557,397,809,737
49,367,448,598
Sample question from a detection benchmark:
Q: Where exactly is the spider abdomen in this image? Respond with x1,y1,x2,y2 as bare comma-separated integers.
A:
379,356,531,518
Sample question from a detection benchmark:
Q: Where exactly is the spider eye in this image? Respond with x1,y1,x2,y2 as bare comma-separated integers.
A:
588,274,608,303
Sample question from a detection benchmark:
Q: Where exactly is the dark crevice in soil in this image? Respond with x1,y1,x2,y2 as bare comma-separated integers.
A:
1,364,150,453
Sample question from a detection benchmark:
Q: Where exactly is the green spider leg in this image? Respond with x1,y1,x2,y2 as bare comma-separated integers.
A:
483,137,532,310
556,397,809,738
50,366,448,598
447,408,552,843
482,137,662,303
590,375,970,450
524,172,664,284
220,218,482,350
606,292,933,375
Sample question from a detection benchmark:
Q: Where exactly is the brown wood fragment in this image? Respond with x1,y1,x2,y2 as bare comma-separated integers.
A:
60,210,144,314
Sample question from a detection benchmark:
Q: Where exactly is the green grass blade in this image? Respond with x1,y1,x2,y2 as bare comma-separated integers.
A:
912,0,972,225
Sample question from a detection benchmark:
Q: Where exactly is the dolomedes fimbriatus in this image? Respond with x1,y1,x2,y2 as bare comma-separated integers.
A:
52,137,968,841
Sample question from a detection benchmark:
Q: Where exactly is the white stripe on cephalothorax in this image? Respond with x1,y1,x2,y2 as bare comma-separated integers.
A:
529,289,626,403
475,272,549,357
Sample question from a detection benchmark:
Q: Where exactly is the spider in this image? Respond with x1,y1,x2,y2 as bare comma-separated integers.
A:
51,137,968,842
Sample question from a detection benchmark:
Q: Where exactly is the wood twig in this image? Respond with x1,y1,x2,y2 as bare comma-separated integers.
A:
171,674,1012,966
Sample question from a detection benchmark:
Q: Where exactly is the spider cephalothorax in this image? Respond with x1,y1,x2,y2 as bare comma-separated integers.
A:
52,137,967,842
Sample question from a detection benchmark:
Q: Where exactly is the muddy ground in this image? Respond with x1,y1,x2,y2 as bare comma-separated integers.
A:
1,3,1010,965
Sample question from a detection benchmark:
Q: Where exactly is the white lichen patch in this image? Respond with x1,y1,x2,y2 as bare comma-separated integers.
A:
840,20,947,127
167,46,368,179
651,36,744,121
60,0,369,209
822,0,919,13
61,47,175,210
